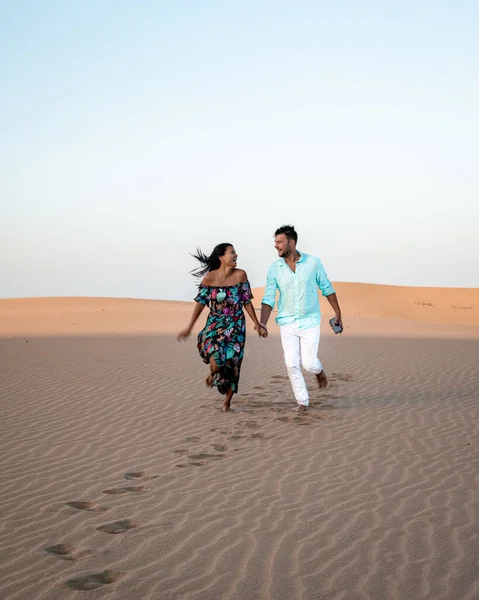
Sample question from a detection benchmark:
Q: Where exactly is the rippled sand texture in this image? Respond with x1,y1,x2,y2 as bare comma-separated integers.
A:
1,295,478,600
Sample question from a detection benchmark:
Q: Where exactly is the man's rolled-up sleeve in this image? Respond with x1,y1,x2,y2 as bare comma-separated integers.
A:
262,266,278,308
316,259,335,297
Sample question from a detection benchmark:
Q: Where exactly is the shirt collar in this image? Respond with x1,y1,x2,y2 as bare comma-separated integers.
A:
279,251,303,266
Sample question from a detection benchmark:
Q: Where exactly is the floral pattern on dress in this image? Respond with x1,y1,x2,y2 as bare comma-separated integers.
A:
194,281,253,395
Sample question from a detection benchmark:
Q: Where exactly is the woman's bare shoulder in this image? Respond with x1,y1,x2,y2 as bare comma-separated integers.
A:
233,269,248,283
202,270,219,286
202,269,247,286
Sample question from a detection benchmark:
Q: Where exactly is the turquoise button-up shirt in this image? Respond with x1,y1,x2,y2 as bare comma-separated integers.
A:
261,252,335,329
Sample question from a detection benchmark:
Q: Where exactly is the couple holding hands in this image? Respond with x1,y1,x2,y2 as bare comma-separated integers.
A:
178,225,343,413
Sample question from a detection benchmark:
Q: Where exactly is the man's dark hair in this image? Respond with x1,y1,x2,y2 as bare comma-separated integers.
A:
274,225,298,243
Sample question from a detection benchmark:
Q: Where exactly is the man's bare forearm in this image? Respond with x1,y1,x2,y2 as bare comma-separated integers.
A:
326,293,341,316
260,303,273,327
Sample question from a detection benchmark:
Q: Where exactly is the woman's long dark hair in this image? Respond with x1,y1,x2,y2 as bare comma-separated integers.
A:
190,243,233,278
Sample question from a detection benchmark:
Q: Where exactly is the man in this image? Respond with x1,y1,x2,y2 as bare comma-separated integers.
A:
260,225,342,413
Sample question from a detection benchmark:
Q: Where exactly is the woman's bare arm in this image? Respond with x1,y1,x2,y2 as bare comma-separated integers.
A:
177,302,205,341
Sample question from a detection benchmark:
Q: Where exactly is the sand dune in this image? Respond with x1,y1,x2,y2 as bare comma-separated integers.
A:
1,279,478,339
0,296,192,337
253,281,479,326
0,291,478,599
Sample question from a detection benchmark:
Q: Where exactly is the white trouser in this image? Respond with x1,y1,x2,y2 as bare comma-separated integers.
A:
280,323,322,406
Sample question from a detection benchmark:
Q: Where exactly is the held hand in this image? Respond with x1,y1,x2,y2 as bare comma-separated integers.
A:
177,327,192,342
255,323,268,338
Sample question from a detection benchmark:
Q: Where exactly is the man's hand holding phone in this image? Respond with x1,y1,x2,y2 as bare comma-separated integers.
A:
329,315,343,334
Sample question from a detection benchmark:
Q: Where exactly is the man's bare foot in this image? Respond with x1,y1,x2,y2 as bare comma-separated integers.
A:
316,370,328,390
292,404,308,413
206,374,214,388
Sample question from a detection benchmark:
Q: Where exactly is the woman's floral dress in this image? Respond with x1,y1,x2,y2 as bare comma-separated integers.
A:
194,281,253,395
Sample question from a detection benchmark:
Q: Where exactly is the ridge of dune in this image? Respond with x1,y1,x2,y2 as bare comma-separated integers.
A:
252,281,479,326
0,281,478,339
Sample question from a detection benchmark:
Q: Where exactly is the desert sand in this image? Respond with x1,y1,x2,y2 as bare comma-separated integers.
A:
1,283,478,600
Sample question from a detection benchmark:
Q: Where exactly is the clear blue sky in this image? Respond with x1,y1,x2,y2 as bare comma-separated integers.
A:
1,1,478,300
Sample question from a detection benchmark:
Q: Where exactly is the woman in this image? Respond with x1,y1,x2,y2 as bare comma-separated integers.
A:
177,243,266,412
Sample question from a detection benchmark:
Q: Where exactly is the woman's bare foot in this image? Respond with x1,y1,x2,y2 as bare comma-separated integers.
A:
206,373,214,388
222,389,234,412
316,370,328,389
292,404,308,413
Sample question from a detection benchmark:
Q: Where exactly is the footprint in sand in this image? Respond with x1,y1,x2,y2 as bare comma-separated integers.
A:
228,434,246,440
173,449,189,455
188,453,226,461
102,486,147,495
277,412,328,424
275,415,310,424
44,543,89,561
175,452,226,468
66,569,126,591
96,519,137,534
185,436,201,442
311,412,329,419
211,443,227,452
239,420,260,429
330,372,353,382
124,471,158,481
65,501,108,513
251,432,276,439
271,375,289,381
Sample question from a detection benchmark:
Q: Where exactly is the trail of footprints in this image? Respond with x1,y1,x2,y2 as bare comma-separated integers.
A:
44,471,156,591
176,372,353,466
44,372,352,591
174,438,246,469
199,372,352,426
